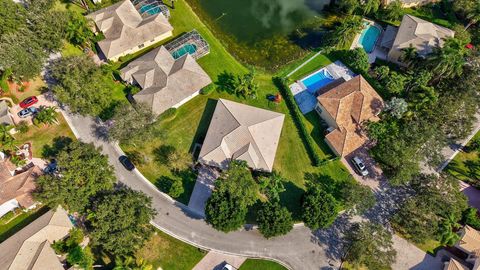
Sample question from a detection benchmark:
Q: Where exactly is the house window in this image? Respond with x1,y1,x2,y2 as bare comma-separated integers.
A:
315,104,322,114
138,44,145,49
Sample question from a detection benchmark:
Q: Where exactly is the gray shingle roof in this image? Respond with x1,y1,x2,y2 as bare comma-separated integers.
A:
87,0,173,59
391,14,455,56
0,101,13,126
120,46,212,115
198,99,285,172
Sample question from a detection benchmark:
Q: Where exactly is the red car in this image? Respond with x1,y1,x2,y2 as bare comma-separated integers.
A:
19,96,38,109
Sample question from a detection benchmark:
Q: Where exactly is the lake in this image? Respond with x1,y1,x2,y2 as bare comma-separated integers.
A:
190,0,331,44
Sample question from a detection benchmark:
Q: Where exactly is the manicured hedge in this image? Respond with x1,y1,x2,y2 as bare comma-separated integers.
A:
273,77,322,166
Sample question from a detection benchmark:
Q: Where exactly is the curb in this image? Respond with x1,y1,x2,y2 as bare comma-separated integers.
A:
149,221,293,270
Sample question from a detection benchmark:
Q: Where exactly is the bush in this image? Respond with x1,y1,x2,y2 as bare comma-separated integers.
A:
302,185,339,229
158,176,184,198
200,83,216,95
159,108,177,121
257,201,293,238
16,120,29,133
337,48,370,74
273,77,322,166
463,207,480,230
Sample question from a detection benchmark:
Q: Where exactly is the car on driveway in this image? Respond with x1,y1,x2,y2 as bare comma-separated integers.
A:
19,96,38,108
351,156,369,176
17,107,37,118
221,264,234,270
119,155,135,171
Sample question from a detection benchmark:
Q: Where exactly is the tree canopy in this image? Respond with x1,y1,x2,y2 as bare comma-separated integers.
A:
257,201,293,238
302,184,338,230
89,188,156,257
34,140,116,213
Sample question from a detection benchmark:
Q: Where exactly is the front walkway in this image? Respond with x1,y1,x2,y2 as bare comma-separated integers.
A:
188,166,220,217
192,251,246,270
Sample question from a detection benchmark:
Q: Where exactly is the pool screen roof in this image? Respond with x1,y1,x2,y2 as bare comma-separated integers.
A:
164,30,210,60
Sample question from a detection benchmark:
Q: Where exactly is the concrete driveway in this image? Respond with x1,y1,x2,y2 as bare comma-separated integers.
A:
192,251,246,270
188,166,220,217
10,94,57,125
342,146,385,190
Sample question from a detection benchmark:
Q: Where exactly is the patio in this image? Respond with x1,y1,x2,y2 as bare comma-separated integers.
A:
289,61,355,114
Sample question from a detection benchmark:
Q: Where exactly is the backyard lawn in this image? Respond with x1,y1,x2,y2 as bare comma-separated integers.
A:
0,207,49,243
239,259,288,270
446,132,480,187
121,0,351,218
14,113,76,158
287,53,336,81
136,229,206,270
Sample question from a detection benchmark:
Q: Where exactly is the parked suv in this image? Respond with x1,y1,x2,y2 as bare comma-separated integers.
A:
351,156,369,176
17,107,37,118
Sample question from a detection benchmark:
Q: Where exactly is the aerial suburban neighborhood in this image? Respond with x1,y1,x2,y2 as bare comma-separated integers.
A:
0,0,479,269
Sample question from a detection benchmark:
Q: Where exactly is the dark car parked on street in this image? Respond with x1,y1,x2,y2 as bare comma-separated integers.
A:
119,155,135,171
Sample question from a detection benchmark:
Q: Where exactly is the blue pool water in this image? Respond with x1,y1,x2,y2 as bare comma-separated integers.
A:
358,24,381,53
172,44,198,59
139,4,161,15
301,69,335,94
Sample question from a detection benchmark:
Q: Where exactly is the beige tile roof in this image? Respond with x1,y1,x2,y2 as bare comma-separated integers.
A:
391,14,455,56
0,206,73,270
121,46,212,115
198,99,285,172
0,101,13,126
318,75,384,156
87,0,173,59
444,259,470,270
457,226,480,254
0,164,41,209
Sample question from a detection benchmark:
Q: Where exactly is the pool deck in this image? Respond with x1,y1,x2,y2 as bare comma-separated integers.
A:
289,61,355,114
351,19,384,63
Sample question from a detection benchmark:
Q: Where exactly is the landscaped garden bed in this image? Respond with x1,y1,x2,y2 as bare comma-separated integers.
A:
446,131,480,188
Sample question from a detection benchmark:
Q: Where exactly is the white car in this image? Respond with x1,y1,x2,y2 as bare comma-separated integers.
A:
221,264,234,270
351,156,369,176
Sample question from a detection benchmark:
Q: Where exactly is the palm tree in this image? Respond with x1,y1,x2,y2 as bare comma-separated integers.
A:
362,0,381,15
330,16,364,49
438,214,461,246
401,45,419,67
34,106,58,126
113,256,153,270
427,37,470,80
465,1,480,30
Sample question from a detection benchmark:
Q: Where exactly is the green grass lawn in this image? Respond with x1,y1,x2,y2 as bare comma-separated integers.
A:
288,53,336,81
14,113,76,158
136,229,206,270
0,207,49,243
121,0,351,218
239,259,288,270
446,132,480,187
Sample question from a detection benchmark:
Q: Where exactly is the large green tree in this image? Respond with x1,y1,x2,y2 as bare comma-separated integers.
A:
0,0,26,37
329,16,364,49
302,185,338,230
89,188,156,257
109,103,155,143
344,222,396,270
34,141,116,213
256,201,293,238
205,160,258,232
427,37,470,80
50,55,115,116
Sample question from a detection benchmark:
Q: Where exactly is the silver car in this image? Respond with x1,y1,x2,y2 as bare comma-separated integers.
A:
351,156,369,176
17,107,37,118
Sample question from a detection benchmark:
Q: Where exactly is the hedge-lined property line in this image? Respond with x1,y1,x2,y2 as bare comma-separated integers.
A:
273,77,322,166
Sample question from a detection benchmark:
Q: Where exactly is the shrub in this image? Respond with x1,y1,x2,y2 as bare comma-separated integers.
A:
200,83,216,95
338,48,370,74
463,207,480,230
257,201,293,238
159,108,177,121
158,176,184,198
16,121,29,133
302,185,339,229
273,77,322,166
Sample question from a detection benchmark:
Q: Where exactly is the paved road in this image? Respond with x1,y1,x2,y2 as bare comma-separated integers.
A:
62,111,438,270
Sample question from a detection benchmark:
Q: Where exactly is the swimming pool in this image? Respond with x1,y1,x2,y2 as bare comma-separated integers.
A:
358,23,381,53
139,4,161,15
171,44,198,59
301,69,335,94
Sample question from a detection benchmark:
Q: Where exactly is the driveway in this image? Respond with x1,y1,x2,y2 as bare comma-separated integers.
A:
10,94,57,125
342,146,385,190
188,166,220,217
192,251,246,270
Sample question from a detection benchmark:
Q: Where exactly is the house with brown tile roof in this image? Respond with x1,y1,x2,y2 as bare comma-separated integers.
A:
0,206,73,270
0,158,41,218
198,99,285,172
314,75,384,157
445,226,480,270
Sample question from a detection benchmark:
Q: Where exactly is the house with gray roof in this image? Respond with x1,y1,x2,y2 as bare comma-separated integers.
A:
386,14,455,65
0,101,13,126
87,0,173,61
120,46,212,115
0,206,73,270
198,99,285,172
